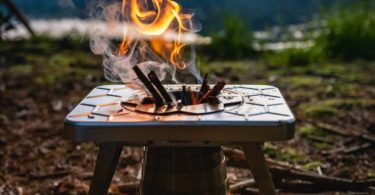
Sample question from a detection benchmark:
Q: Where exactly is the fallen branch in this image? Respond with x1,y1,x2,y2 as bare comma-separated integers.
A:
343,143,372,153
324,143,372,155
269,165,375,191
232,187,259,194
229,178,255,193
118,181,140,194
306,135,334,143
223,147,300,171
76,172,93,180
314,122,375,143
223,147,375,192
273,180,322,193
29,171,69,180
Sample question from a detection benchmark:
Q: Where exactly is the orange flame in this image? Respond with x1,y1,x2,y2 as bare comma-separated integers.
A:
118,0,192,69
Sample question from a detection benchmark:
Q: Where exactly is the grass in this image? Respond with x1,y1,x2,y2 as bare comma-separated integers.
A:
313,142,332,150
1,36,103,87
264,143,305,163
368,170,375,178
317,1,375,61
279,75,322,88
264,47,322,67
299,98,375,118
197,60,260,82
298,124,330,137
262,1,375,66
303,161,323,171
0,113,8,125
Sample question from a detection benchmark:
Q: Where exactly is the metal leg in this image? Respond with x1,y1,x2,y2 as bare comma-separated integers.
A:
241,142,276,195
89,143,122,195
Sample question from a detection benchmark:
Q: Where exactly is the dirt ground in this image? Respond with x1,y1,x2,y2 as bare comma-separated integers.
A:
0,38,374,194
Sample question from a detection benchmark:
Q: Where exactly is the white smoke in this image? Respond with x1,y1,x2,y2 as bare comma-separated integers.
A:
87,0,202,86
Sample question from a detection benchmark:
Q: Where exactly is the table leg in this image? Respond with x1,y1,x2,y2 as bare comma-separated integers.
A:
89,143,122,195
241,142,276,195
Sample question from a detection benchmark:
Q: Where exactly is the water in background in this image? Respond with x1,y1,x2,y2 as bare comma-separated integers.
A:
11,0,338,30
5,0,345,50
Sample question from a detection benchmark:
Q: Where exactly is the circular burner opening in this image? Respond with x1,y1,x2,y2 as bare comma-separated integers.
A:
169,90,220,106
121,85,243,115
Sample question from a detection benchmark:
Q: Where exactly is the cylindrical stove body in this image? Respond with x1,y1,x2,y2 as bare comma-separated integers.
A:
141,147,228,195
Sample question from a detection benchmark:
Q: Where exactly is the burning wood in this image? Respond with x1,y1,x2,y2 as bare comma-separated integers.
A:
198,81,226,103
207,96,221,105
148,71,173,104
132,65,226,107
182,85,193,105
132,65,164,106
197,74,210,100
191,91,198,105
209,81,226,97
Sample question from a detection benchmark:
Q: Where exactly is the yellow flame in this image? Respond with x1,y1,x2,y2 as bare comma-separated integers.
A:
118,0,192,69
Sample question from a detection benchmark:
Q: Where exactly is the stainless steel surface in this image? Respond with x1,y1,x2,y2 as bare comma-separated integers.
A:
121,84,240,115
64,85,295,143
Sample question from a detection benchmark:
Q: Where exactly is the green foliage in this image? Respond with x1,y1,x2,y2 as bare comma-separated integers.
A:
263,1,374,66
0,113,8,125
313,142,332,150
277,75,322,90
303,161,323,171
202,15,256,60
298,124,329,137
1,37,102,87
299,98,375,118
264,47,322,67
316,1,375,61
79,143,99,153
264,143,304,163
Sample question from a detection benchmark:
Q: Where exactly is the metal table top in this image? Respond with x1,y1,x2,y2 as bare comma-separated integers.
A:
64,85,295,144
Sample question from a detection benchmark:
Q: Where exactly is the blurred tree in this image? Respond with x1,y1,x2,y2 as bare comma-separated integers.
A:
203,14,256,60
0,0,15,40
1,0,36,40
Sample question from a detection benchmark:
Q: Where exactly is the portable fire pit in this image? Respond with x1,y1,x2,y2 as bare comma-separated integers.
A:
64,67,295,195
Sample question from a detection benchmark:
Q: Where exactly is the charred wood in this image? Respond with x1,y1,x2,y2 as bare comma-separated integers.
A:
132,65,163,106
210,81,226,97
148,71,173,104
198,81,226,103
197,74,210,100
181,85,192,105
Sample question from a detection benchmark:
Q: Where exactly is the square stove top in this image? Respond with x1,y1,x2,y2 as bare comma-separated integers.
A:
64,85,295,144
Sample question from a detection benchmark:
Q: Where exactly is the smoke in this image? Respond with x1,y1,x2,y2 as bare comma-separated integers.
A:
87,0,202,86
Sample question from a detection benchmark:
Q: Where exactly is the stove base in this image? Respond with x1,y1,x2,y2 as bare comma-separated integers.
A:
141,147,228,195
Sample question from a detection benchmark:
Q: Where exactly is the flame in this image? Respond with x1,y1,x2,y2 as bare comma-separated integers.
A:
118,0,192,69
